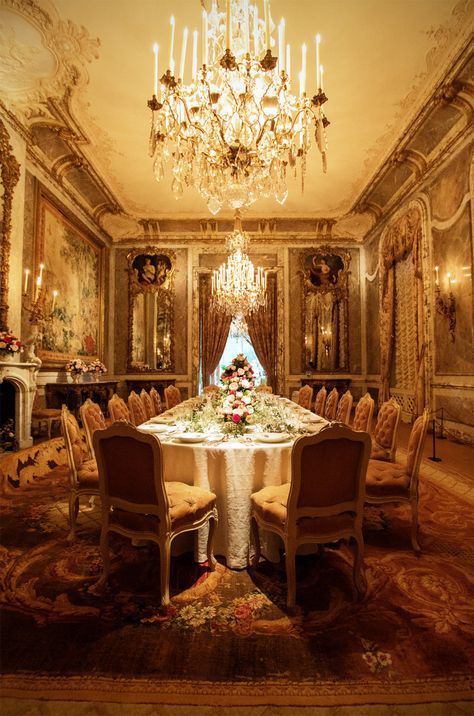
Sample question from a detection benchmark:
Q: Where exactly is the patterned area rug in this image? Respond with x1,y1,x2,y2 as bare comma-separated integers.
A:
0,458,473,707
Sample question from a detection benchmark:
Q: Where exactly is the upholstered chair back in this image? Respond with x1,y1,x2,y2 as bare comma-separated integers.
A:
335,390,353,425
324,387,339,421
140,389,155,420
291,389,300,403
203,384,220,395
79,398,106,459
61,406,88,476
255,385,272,394
108,394,130,423
128,390,147,426
149,387,162,415
352,392,375,433
371,398,401,461
313,386,327,416
298,384,313,410
164,384,182,410
406,410,429,481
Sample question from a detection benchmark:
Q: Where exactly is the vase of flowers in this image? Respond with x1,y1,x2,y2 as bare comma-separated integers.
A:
87,359,107,381
0,330,23,362
65,358,88,383
219,353,255,434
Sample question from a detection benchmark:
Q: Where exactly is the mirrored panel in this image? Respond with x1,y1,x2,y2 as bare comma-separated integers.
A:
300,247,351,372
127,249,176,372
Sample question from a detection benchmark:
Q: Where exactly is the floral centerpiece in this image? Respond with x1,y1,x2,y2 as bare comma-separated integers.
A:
218,354,255,434
88,359,107,376
0,330,23,359
64,358,88,383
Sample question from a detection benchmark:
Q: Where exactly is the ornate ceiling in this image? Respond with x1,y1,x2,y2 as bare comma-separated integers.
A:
0,0,472,241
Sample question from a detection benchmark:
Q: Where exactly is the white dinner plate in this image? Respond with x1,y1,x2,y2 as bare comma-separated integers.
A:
149,416,175,425
255,432,291,443
137,423,170,433
175,432,206,443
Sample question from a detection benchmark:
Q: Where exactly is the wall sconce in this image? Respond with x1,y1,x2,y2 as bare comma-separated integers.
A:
23,265,58,326
434,265,456,342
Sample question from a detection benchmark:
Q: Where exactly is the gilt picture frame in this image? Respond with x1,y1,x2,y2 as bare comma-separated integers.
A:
35,194,104,366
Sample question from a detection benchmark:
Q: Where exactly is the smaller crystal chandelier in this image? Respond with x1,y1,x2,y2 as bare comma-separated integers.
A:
212,213,266,316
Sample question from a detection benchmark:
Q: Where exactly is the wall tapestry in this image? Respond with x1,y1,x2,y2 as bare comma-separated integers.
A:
36,195,103,365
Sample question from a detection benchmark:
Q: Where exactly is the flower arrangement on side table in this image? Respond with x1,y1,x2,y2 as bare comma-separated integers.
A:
218,353,255,434
0,330,23,360
64,358,88,383
88,359,107,378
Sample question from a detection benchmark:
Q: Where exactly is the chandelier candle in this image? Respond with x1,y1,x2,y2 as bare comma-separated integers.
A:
148,0,329,214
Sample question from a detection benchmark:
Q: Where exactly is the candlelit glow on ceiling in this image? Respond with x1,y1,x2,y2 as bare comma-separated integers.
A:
147,0,329,215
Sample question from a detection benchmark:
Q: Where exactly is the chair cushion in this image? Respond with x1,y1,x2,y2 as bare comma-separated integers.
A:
77,458,99,487
32,408,61,418
251,483,357,537
366,459,410,498
370,443,391,461
166,482,216,529
109,482,216,533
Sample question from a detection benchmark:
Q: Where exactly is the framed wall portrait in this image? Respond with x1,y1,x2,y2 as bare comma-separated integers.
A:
130,252,173,293
35,194,104,366
301,248,350,293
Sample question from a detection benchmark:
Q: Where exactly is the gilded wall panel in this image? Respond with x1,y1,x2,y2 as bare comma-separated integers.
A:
428,143,472,223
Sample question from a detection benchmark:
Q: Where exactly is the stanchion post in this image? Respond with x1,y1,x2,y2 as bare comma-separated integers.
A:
438,406,447,439
429,418,442,462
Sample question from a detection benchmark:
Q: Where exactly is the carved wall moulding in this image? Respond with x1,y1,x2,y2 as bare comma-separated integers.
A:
0,120,21,331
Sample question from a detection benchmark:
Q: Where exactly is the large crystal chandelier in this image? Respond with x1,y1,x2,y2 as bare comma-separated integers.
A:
148,0,329,214
212,213,266,315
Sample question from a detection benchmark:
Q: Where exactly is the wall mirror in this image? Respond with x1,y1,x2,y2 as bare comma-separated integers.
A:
300,247,351,372
127,249,176,372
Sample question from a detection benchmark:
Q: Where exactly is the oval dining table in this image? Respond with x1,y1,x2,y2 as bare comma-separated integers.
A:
138,400,328,569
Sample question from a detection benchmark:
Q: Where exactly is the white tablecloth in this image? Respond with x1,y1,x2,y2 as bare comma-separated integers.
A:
139,397,327,569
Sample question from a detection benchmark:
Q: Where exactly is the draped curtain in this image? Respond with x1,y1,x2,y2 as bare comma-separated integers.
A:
245,273,278,393
199,274,232,386
379,206,425,413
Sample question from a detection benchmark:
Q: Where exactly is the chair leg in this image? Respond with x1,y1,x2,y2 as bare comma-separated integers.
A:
353,533,367,599
285,541,296,609
206,509,218,571
67,493,79,541
250,516,261,567
410,498,421,553
159,539,171,606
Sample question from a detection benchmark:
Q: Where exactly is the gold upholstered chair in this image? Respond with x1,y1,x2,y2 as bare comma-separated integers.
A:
127,390,147,427
60,405,99,541
365,409,429,552
31,390,61,440
297,384,313,410
291,389,300,403
335,390,353,425
352,392,375,433
164,384,182,410
370,398,401,462
324,387,339,421
251,425,372,608
149,387,163,416
255,384,272,394
313,386,327,417
203,384,220,395
140,389,155,420
108,393,131,423
93,422,218,605
79,398,107,459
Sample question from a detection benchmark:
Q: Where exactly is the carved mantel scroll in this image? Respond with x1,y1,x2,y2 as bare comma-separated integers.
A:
0,120,21,332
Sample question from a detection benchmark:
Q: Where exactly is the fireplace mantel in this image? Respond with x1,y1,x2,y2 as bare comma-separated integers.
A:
0,360,38,448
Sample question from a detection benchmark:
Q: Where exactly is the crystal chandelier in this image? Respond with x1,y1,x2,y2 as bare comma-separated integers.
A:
212,214,266,315
148,0,329,214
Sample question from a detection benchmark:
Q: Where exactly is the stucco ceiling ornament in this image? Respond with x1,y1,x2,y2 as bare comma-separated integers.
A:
0,0,100,124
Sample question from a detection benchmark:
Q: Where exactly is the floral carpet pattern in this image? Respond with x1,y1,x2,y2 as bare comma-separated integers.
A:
0,458,473,706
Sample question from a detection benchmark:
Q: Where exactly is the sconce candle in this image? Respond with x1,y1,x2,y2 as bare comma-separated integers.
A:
51,290,58,313
24,269,30,294
434,265,439,286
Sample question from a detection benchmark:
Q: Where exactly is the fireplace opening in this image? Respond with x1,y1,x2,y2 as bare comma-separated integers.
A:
0,379,16,451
